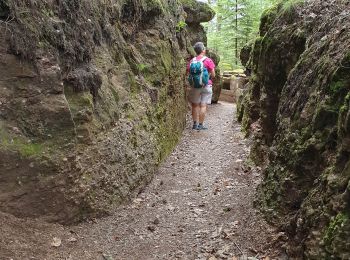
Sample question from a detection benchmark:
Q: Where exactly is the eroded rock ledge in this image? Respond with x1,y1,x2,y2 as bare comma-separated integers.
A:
238,0,350,258
0,0,214,223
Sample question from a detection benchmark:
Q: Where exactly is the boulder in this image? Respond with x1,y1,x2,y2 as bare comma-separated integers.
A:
186,23,207,46
181,0,215,46
206,49,222,104
181,0,215,24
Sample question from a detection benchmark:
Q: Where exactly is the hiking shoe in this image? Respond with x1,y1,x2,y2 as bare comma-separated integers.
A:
197,124,208,131
192,123,198,130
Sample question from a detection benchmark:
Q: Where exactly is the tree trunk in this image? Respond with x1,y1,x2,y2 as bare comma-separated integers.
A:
235,0,238,66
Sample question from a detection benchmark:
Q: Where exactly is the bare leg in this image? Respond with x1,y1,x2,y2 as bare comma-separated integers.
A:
199,104,207,124
192,103,200,123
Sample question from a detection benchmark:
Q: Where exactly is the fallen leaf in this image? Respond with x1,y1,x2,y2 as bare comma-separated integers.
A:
102,253,113,260
51,237,62,247
133,198,144,204
68,237,77,243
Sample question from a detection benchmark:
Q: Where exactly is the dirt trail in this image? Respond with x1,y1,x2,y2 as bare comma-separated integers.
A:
0,102,284,260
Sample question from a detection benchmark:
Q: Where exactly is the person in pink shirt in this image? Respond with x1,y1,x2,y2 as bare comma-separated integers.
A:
187,42,216,130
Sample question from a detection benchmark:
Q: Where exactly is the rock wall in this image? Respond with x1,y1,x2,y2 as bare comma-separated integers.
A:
206,49,222,103
0,0,214,223
239,0,350,258
181,0,214,46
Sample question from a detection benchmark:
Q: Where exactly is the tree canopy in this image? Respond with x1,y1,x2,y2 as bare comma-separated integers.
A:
205,0,278,70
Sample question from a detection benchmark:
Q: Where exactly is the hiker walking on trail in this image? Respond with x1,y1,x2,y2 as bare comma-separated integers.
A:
187,42,216,131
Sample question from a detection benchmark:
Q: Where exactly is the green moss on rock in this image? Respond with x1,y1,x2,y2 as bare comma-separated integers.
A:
143,0,165,15
323,212,350,258
0,0,189,224
241,1,350,257
180,0,215,23
259,5,279,36
0,127,44,158
280,0,304,16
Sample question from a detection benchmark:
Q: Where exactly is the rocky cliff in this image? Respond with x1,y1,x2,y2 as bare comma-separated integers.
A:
181,0,214,46
238,0,350,258
0,0,214,223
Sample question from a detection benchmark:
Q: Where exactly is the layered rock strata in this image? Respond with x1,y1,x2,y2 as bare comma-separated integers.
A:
238,0,350,258
0,0,214,223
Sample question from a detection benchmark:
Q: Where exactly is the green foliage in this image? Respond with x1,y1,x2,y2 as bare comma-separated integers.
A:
18,142,43,157
146,0,165,15
323,212,349,250
207,0,278,69
136,63,149,73
179,0,196,7
176,20,187,32
280,0,304,14
259,5,279,36
327,53,350,111
42,8,54,17
329,80,347,96
220,62,235,70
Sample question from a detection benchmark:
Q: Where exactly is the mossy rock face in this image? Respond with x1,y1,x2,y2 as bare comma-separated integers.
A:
259,5,279,37
0,0,189,223
321,212,350,258
206,49,222,103
143,0,165,15
241,0,307,142
186,23,207,45
180,0,215,47
240,41,253,67
241,0,350,257
180,0,215,24
236,85,250,123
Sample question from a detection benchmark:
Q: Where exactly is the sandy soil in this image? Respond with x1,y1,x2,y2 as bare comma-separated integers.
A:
0,102,286,260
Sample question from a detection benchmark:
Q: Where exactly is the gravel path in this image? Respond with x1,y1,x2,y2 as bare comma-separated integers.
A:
0,102,284,260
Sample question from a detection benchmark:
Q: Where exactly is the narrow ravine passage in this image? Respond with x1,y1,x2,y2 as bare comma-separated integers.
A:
1,102,284,260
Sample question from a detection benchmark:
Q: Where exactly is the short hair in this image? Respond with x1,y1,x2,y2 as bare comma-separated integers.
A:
193,42,205,55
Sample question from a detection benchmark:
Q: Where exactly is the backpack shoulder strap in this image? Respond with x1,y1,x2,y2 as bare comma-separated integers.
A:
200,56,207,62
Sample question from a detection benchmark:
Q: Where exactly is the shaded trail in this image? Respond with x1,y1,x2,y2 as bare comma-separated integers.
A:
1,102,283,259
